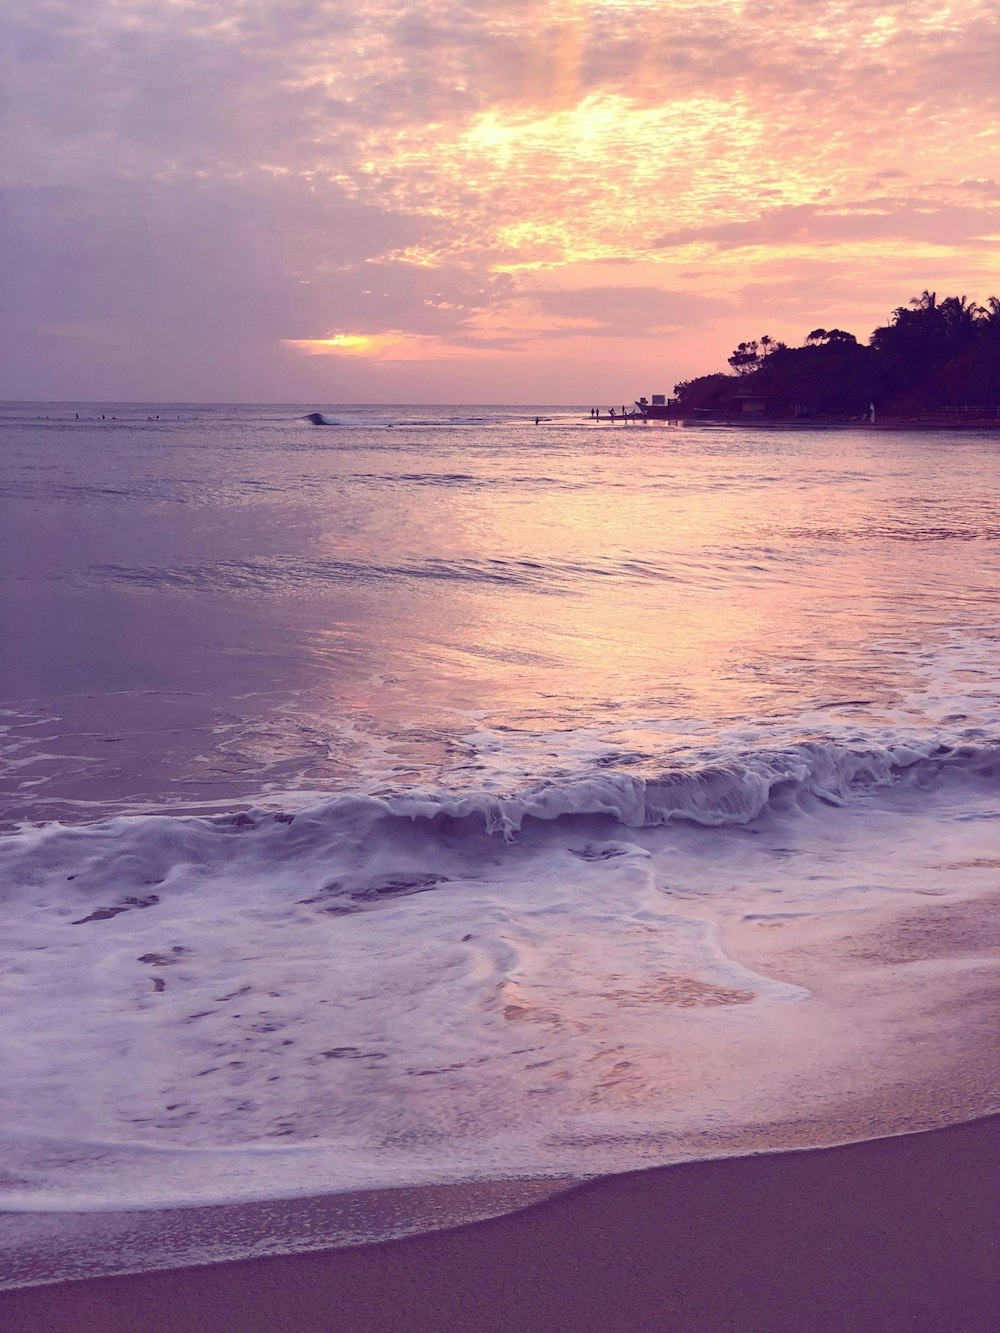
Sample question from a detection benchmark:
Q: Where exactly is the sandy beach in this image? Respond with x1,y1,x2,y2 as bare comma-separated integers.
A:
3,1117,997,1333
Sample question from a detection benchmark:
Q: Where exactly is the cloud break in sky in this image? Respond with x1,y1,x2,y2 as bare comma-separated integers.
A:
2,0,999,402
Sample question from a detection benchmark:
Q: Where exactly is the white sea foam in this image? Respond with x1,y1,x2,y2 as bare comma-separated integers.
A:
1,737,997,1221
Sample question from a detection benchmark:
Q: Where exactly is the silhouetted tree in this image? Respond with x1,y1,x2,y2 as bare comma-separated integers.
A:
727,340,760,374
674,290,1000,418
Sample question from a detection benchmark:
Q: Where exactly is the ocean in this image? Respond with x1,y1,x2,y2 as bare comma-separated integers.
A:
1,402,997,1285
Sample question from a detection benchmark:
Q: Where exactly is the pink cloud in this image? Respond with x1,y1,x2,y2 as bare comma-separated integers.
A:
3,0,999,400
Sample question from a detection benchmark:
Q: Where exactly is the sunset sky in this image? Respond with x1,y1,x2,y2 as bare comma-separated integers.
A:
3,0,999,403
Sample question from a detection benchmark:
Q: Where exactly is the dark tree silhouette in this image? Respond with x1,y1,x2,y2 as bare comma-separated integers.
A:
675,292,1000,419
727,340,760,374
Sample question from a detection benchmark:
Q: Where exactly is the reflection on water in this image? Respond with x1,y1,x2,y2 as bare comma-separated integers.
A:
1,404,998,820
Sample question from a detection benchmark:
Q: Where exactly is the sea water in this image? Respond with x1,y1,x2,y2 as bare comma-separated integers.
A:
1,403,997,1283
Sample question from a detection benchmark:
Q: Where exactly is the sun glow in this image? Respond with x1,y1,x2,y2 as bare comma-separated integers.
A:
351,92,776,275
282,331,494,362
293,334,376,354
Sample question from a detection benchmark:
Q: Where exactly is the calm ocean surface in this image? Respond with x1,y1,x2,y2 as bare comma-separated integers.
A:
1,402,998,1283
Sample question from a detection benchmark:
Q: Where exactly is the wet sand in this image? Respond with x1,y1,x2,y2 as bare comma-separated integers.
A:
2,1117,997,1332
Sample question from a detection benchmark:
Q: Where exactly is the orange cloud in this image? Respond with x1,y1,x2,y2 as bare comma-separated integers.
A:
5,0,1000,400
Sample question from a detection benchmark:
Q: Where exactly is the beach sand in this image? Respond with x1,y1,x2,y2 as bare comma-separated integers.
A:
2,1118,997,1333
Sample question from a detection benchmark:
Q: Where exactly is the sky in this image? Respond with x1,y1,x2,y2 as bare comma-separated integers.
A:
2,0,999,404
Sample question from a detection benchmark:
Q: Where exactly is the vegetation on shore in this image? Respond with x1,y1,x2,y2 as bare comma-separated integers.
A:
674,292,1000,420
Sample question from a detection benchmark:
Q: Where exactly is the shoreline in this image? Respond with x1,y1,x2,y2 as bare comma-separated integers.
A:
3,1116,997,1332
670,416,1000,430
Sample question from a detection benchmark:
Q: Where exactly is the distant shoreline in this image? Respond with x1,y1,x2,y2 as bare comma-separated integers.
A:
667,414,1000,431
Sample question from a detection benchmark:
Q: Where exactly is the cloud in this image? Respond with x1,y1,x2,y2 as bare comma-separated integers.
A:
2,0,999,399
958,178,1000,196
653,198,1000,253
527,285,732,336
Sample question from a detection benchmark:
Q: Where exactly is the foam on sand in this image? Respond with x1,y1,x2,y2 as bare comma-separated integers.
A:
1,736,996,1229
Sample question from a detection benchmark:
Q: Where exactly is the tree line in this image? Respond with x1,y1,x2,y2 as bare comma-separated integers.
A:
674,292,1000,418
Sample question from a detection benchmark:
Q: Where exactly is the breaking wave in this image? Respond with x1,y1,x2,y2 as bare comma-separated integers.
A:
5,736,997,888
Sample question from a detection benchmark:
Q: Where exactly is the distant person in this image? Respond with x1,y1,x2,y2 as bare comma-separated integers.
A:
534,417,540,426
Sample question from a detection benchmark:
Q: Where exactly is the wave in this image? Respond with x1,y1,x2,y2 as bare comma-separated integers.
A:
365,735,997,837
306,411,514,428
4,736,996,894
305,411,371,427
76,552,693,595
303,411,563,429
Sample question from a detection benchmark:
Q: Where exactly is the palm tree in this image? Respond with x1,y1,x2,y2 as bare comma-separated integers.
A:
939,295,984,341
976,296,1000,334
